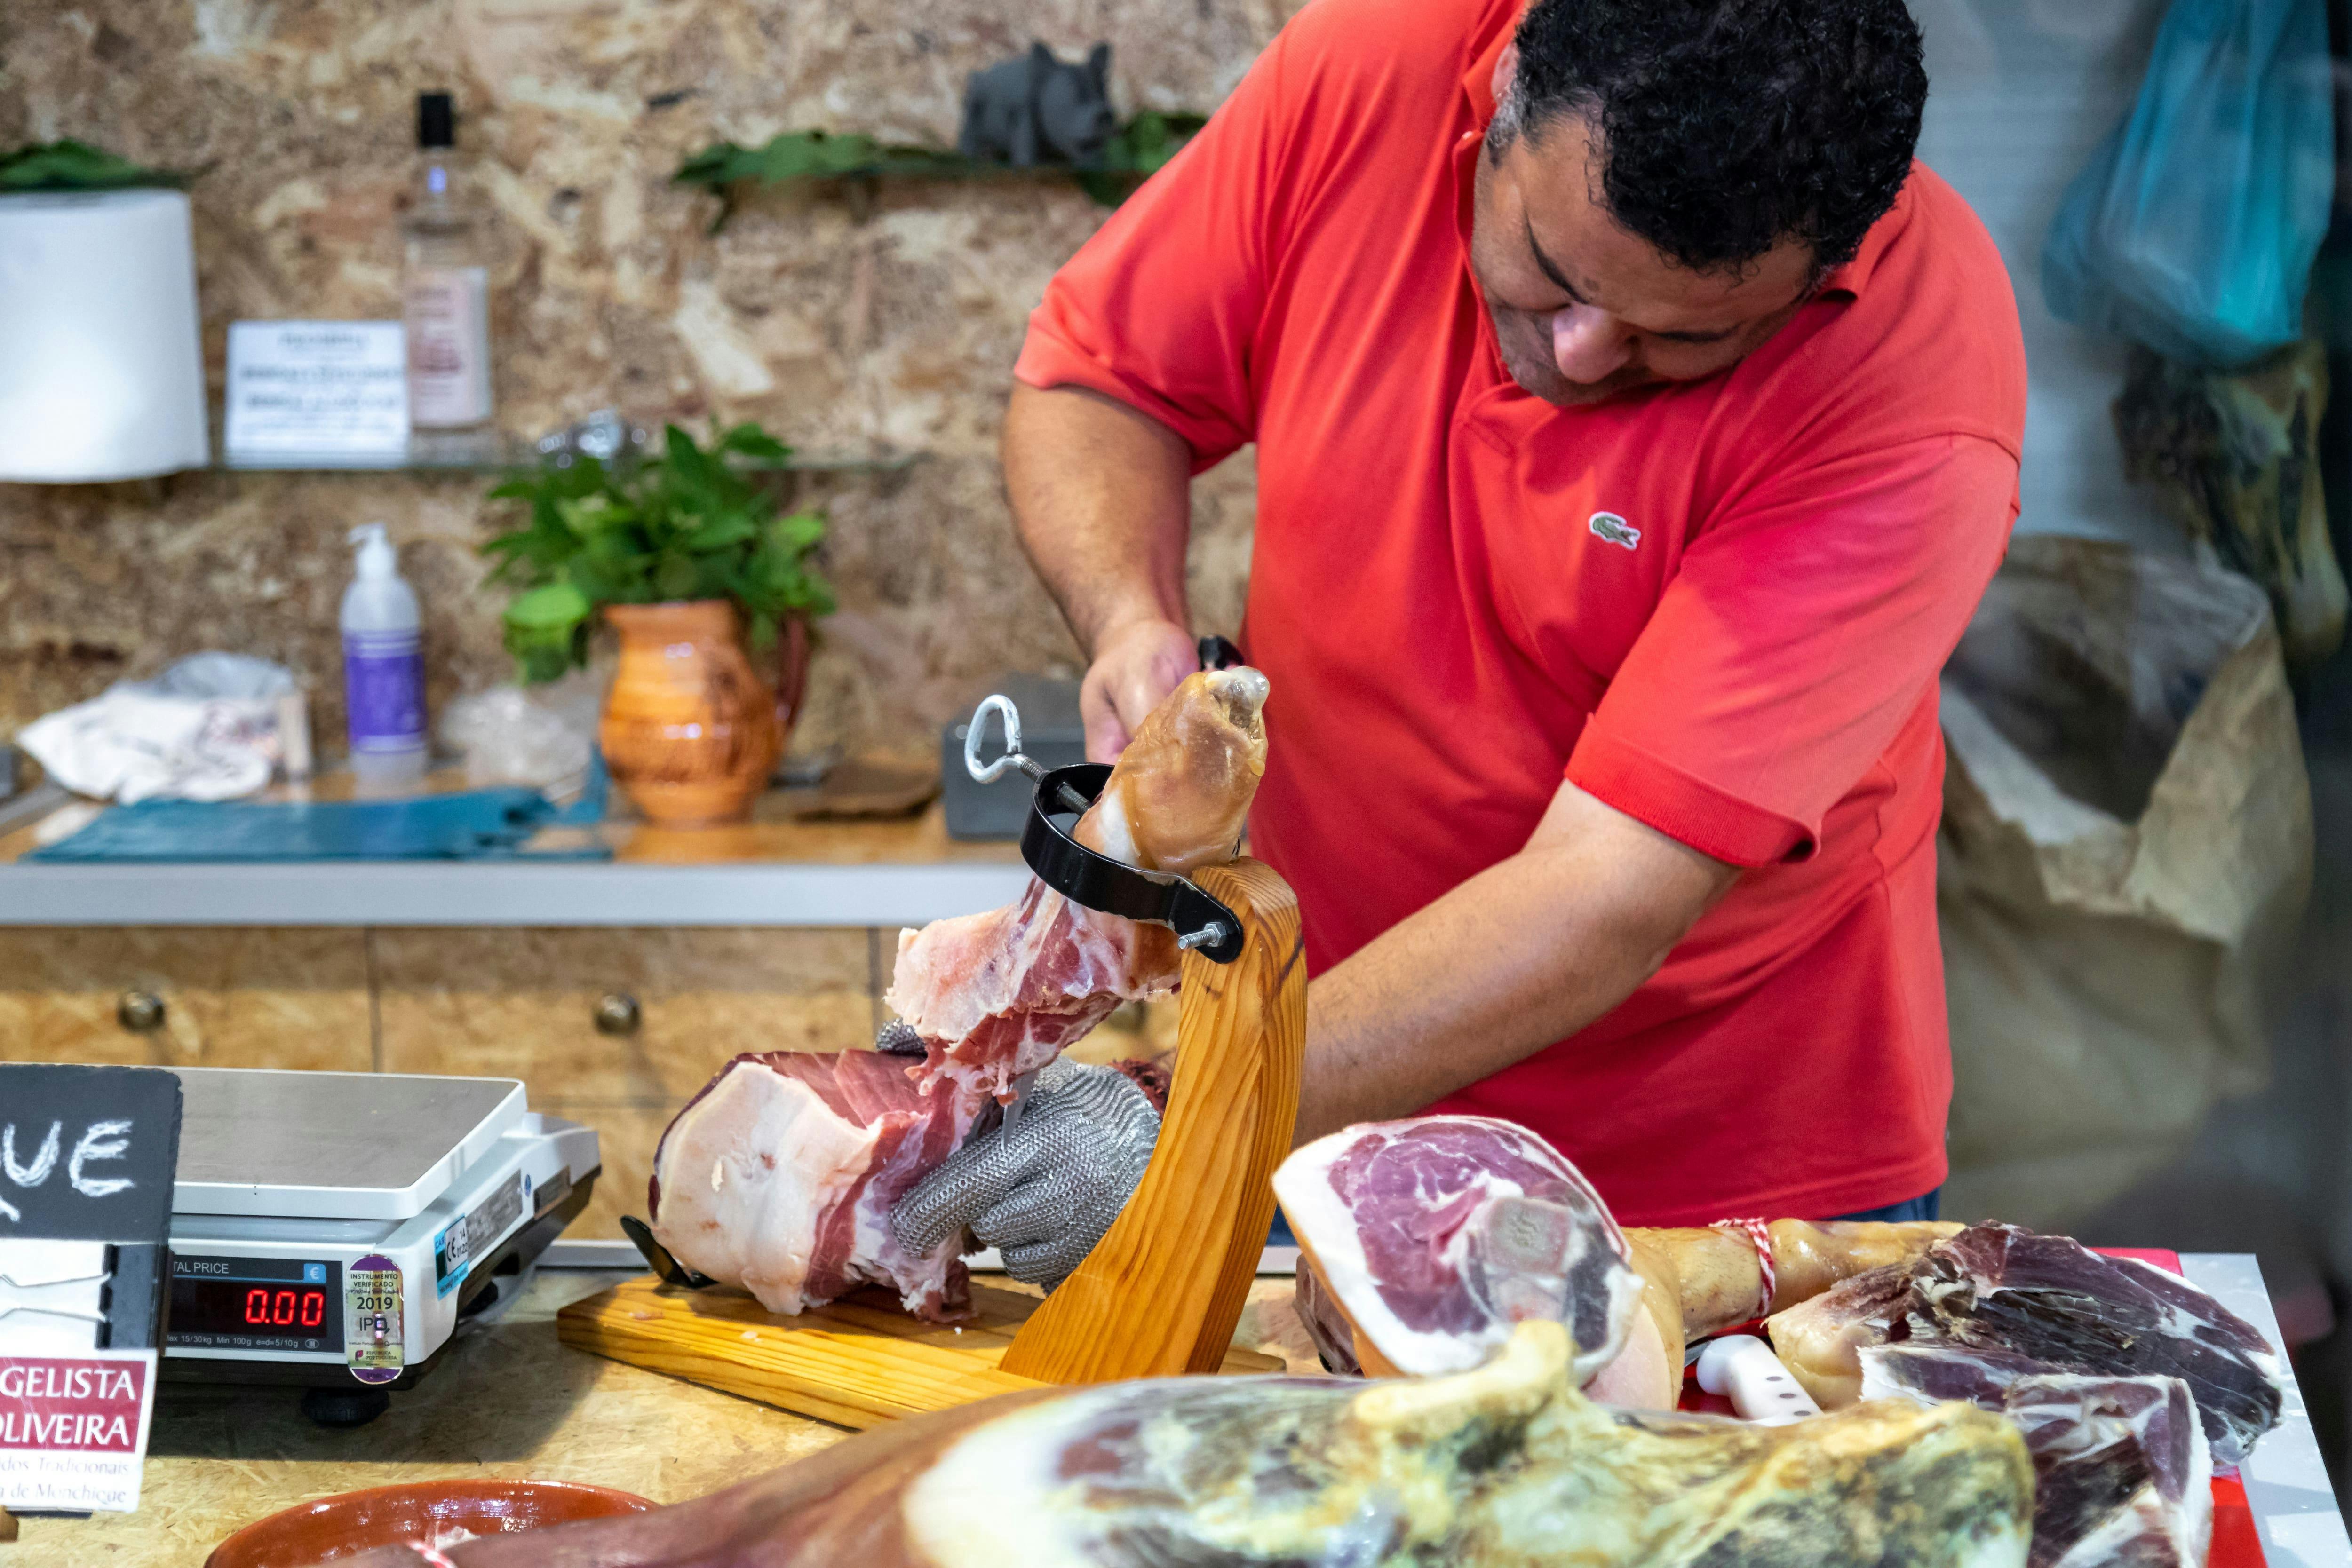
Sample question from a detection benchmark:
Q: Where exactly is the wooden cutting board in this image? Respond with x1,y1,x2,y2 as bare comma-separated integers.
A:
556,1275,1284,1431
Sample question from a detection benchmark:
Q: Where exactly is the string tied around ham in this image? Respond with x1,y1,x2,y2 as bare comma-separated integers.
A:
1712,1217,1777,1321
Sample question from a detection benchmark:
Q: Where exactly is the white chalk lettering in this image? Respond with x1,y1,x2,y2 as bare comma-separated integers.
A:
67,1122,133,1199
2,1123,60,1188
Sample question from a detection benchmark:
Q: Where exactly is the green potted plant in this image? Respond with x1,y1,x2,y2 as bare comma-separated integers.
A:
481,420,834,827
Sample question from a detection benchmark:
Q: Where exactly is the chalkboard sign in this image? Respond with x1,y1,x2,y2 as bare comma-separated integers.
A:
0,1063,181,1513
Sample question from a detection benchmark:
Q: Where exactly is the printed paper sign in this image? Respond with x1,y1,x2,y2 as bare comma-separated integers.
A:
0,1349,159,1512
223,320,410,460
0,1064,181,1513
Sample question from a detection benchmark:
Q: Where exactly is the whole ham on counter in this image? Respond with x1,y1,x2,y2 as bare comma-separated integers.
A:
646,668,1270,1320
337,1317,2035,1568
1279,1114,1956,1406
1274,1115,1648,1384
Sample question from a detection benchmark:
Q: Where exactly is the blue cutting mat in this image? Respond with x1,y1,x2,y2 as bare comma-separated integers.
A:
27,767,609,863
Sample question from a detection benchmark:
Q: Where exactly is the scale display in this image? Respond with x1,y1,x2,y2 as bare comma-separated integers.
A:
167,1254,344,1354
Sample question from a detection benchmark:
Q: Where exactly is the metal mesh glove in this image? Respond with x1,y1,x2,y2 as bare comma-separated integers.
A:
891,1056,1160,1291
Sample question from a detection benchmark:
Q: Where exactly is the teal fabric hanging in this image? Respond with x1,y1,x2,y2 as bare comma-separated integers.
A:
2042,0,2335,368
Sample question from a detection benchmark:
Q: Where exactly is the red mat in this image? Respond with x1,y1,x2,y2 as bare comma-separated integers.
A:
1674,1245,2262,1565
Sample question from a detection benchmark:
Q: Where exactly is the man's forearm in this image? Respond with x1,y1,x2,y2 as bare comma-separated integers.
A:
1294,782,1738,1143
1005,382,1194,653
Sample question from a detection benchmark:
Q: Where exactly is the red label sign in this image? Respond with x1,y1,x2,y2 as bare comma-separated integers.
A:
0,1356,147,1454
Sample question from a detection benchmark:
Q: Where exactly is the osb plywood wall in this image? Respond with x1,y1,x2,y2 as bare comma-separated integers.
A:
0,0,1283,756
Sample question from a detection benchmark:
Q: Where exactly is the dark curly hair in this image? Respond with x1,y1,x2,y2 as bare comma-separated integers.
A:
1502,0,1926,275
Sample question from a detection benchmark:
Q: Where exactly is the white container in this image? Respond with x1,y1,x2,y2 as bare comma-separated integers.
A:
341,524,428,793
0,190,210,482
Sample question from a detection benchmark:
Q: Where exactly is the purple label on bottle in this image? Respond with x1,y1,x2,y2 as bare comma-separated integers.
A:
344,631,425,752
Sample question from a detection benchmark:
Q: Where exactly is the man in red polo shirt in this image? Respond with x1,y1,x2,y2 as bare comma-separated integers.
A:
904,0,2026,1279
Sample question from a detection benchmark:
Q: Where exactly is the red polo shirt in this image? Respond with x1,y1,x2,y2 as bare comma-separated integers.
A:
1015,0,2027,1222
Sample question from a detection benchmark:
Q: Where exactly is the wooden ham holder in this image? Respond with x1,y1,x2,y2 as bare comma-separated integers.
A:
556,858,1308,1429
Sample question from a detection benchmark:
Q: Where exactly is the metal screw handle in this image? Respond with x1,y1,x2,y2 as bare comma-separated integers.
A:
594,993,643,1036
117,990,165,1033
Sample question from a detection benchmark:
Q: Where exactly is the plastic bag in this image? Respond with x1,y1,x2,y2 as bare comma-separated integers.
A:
1938,537,2312,1230
2042,0,2334,368
440,680,596,789
16,653,296,802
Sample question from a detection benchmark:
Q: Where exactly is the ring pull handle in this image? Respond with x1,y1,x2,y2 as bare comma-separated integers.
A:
967,695,1095,815
964,694,1036,784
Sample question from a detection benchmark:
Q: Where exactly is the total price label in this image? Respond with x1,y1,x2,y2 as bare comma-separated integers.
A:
344,1255,404,1386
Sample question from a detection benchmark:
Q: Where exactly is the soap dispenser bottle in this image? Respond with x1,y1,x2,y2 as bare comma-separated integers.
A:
342,523,428,794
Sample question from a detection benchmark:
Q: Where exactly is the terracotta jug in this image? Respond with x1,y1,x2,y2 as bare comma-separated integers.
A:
600,600,781,828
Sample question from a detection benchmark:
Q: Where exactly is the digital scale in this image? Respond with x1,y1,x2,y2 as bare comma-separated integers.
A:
159,1069,598,1424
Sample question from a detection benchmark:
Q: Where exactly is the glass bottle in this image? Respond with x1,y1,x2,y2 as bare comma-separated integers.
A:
401,91,493,434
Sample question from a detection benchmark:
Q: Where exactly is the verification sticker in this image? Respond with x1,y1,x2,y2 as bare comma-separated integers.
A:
433,1171,525,1298
345,1254,404,1385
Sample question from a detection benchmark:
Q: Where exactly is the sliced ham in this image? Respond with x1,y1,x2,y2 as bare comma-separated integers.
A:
1767,1223,2286,1465
648,1050,990,1321
881,881,1171,1102
1860,1349,2214,1568
887,667,1269,1101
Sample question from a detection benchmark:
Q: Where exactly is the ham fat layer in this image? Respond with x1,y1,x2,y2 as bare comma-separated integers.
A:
649,1050,989,1320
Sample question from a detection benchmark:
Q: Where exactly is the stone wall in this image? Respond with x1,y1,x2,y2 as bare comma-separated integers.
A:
0,0,1283,759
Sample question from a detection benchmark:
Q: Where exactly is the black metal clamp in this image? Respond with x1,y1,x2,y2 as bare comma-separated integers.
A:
962,660,1246,966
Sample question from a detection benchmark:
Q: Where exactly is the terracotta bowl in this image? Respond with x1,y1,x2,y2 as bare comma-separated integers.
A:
206,1478,655,1568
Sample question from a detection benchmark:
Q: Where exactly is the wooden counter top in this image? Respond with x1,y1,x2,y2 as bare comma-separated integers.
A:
11,1270,1322,1568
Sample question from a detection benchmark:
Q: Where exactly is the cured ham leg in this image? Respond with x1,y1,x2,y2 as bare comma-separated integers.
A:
645,670,1268,1323
1280,1115,1953,1409
337,1319,2034,1568
887,667,1270,1100
648,1049,989,1321
1623,1217,1964,1370
1273,1116,1646,1384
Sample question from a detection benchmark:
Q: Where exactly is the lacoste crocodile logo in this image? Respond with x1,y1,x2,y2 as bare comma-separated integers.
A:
1588,511,1641,550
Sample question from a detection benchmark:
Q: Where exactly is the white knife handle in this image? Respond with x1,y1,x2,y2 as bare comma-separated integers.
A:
1694,1334,1821,1425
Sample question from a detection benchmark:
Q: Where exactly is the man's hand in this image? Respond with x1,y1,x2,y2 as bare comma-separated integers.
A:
891,1058,1160,1290
1080,618,1200,762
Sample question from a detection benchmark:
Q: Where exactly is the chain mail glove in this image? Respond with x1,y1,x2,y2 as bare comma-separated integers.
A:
891,1055,1160,1291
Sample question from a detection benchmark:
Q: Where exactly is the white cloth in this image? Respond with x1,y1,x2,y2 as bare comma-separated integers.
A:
17,654,294,803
